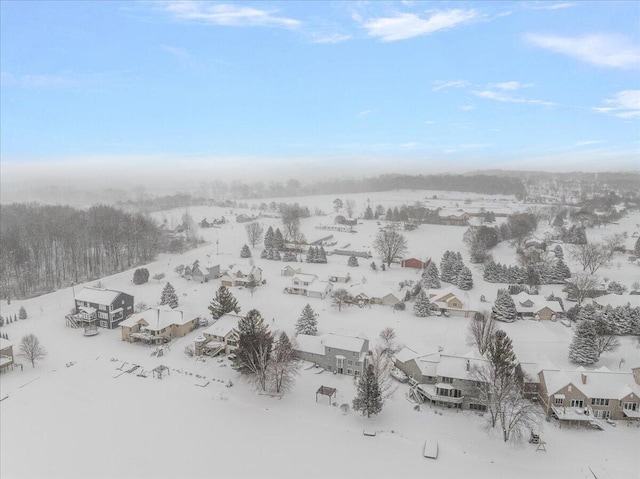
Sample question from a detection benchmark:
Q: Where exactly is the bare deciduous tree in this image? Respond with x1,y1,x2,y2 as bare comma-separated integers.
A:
245,222,264,248
466,311,499,355
345,199,356,218
373,230,408,267
564,273,601,307
369,344,397,404
331,288,353,312
18,333,47,368
379,327,398,357
569,242,612,275
268,332,299,394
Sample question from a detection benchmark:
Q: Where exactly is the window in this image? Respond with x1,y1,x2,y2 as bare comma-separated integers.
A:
469,403,487,412
623,402,638,411
594,410,610,419
554,397,564,405
451,302,459,308
98,312,108,320
347,360,353,366
353,352,357,357
570,399,584,408
591,398,609,406
354,370,360,376
347,369,353,375
441,377,454,384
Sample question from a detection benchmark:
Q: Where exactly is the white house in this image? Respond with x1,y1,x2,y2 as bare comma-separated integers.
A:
220,264,263,288
286,273,333,299
195,313,243,356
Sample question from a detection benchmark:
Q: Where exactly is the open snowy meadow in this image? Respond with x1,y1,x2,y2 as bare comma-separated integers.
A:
1,190,639,479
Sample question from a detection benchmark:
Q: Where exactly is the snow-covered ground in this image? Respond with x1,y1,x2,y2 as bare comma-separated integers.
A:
1,190,639,479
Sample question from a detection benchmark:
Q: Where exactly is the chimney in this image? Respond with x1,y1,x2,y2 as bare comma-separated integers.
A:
581,373,587,385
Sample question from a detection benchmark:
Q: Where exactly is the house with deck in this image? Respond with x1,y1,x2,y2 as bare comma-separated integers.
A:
394,348,489,411
120,307,201,344
285,274,333,299
194,313,243,356
512,292,564,320
294,333,369,377
0,338,14,373
538,366,640,425
220,264,263,288
69,287,134,330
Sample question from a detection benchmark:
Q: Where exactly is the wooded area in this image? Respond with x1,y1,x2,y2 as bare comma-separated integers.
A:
0,203,161,299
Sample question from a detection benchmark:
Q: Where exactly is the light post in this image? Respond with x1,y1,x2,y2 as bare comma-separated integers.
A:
216,239,219,255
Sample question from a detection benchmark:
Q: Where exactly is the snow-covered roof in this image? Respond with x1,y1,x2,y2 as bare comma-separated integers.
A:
350,284,401,301
75,287,127,305
0,337,14,350
394,346,421,364
592,294,640,309
202,314,242,337
307,281,332,294
322,333,367,353
428,286,463,302
512,292,563,314
292,273,318,283
541,368,640,400
229,264,260,276
435,353,489,381
293,334,325,355
120,307,200,331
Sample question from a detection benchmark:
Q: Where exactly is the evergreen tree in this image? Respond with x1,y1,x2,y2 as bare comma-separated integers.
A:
440,251,455,283
554,245,564,259
568,320,599,365
487,330,517,379
422,262,441,289
272,249,282,261
260,249,268,259
385,208,393,221
269,331,297,394
348,255,359,267
240,244,251,258
316,246,327,263
267,248,274,260
456,266,473,290
264,226,274,250
392,207,401,222
306,247,317,263
160,282,179,309
282,251,297,262
295,304,318,335
606,281,627,295
635,237,640,257
413,290,433,317
491,289,517,323
208,286,241,319
232,309,273,391
18,306,27,320
273,229,285,251
552,259,571,283
352,364,383,418
577,303,597,322
364,205,374,220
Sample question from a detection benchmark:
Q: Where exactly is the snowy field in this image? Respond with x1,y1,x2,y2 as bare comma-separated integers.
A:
1,190,639,479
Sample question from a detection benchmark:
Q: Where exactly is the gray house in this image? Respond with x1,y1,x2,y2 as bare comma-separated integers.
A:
191,262,220,283
294,333,369,377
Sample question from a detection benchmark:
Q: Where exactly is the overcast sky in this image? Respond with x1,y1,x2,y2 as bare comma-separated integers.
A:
1,1,639,184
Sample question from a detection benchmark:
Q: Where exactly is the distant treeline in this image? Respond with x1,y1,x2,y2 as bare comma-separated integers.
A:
0,203,161,299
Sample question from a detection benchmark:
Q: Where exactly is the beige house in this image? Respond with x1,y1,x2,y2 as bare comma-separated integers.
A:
220,264,263,288
512,292,564,320
120,307,201,344
350,285,403,306
428,286,479,317
194,313,242,356
0,338,14,373
285,274,334,299
539,366,640,425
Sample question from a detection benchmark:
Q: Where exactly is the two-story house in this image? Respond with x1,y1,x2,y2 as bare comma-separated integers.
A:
539,366,640,424
0,338,15,373
195,314,243,356
286,274,333,299
72,287,134,329
190,262,220,283
294,333,369,377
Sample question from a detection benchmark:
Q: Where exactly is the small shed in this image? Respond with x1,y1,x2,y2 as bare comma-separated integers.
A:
316,385,337,404
401,258,427,269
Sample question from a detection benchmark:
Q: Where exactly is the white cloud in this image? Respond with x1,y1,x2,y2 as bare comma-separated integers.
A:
489,81,533,90
472,89,555,106
309,32,351,44
1,71,81,88
526,2,576,10
162,2,300,29
361,9,477,41
459,105,475,111
594,90,640,118
525,33,640,69
432,80,470,91
358,109,372,117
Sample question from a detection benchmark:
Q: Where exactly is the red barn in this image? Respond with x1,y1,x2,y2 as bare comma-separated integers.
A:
401,258,428,269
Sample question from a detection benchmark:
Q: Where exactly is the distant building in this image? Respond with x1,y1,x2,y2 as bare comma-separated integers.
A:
0,338,15,373
401,257,429,269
